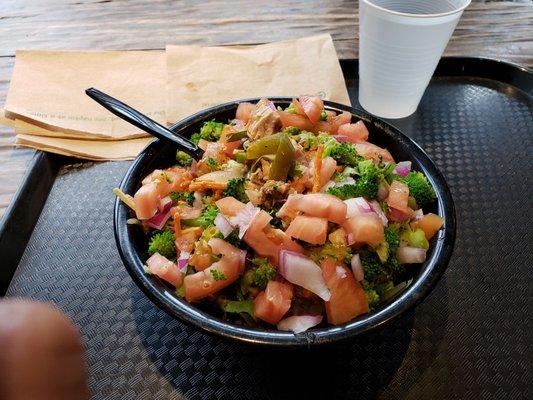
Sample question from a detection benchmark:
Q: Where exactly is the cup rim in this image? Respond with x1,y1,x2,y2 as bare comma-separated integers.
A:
361,0,471,19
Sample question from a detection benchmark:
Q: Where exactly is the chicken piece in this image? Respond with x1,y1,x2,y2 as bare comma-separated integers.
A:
258,180,292,210
247,98,281,141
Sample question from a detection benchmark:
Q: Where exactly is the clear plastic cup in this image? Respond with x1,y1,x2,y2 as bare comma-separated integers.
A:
358,0,471,119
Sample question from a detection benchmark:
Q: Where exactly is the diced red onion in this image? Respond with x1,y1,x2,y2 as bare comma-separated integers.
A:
344,197,373,218
369,200,388,226
277,315,323,334
233,119,246,129
332,135,349,143
410,208,424,221
336,177,356,187
145,201,172,230
278,250,331,301
176,251,190,273
396,247,427,264
350,254,364,281
377,181,389,201
394,161,412,177
215,213,234,238
336,266,347,279
267,100,276,111
158,196,172,212
229,202,261,239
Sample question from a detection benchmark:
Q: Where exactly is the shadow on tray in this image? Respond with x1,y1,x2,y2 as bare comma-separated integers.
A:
131,277,449,400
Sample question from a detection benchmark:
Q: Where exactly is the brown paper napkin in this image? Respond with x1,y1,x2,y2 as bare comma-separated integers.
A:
14,134,153,161
166,34,350,124
3,35,350,160
4,50,165,139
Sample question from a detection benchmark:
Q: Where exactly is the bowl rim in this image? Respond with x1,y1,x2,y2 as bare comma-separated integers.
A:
114,97,456,346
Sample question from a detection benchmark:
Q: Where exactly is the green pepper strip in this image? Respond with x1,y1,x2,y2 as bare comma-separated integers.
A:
269,133,295,181
226,130,248,142
245,132,282,159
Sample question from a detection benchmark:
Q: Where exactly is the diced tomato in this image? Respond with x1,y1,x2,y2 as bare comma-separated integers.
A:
142,169,163,185
321,259,369,325
279,111,314,131
276,193,347,224
354,142,394,163
387,181,413,216
134,182,160,220
338,121,369,143
318,156,337,189
416,213,444,240
311,121,334,134
253,281,294,325
215,196,246,216
331,112,352,133
146,253,183,288
197,139,209,151
244,213,303,265
184,255,240,302
265,228,304,253
291,98,306,115
343,214,384,247
176,204,202,220
209,237,241,262
285,216,328,245
189,252,213,271
220,125,244,158
388,207,412,222
325,110,336,122
236,102,255,124
299,95,324,124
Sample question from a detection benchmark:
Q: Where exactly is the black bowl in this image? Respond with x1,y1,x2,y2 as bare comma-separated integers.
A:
114,98,456,346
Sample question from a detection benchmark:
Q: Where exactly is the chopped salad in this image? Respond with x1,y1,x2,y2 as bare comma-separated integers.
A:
115,96,444,333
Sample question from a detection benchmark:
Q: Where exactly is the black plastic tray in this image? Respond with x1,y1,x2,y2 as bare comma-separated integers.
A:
1,57,532,399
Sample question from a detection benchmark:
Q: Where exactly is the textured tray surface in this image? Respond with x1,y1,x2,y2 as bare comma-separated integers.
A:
7,76,533,399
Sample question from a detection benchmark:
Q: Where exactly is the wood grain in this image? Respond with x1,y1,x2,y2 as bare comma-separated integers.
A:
0,0,531,218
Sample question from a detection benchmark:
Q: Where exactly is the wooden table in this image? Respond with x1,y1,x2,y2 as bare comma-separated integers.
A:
0,0,531,218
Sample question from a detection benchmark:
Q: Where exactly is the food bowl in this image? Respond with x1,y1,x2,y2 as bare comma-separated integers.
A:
114,98,455,346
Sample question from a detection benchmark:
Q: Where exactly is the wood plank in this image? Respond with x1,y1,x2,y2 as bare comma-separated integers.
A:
0,1,531,66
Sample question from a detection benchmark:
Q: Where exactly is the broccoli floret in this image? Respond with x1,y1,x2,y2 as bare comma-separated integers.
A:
328,160,379,199
148,230,176,259
190,132,201,145
384,226,400,256
250,258,277,289
360,252,390,284
283,126,301,136
222,178,249,203
328,143,363,167
224,230,241,247
387,256,405,277
169,191,194,206
206,157,219,171
211,269,227,281
380,200,390,214
198,119,225,142
365,288,380,309
284,103,297,114
308,243,353,265
182,205,218,228
176,150,193,167
401,171,436,207
221,299,256,319
320,110,328,121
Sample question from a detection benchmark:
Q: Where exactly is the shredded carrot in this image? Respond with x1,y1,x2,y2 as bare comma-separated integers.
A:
188,180,228,191
212,190,223,201
173,211,181,235
312,144,324,193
